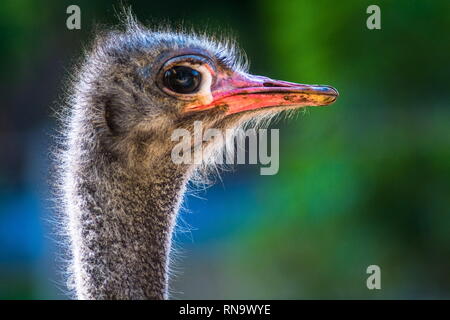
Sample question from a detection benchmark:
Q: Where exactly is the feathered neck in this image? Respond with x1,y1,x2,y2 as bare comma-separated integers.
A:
63,110,190,299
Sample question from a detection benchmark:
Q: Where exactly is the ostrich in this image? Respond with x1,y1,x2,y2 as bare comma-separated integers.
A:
59,17,338,300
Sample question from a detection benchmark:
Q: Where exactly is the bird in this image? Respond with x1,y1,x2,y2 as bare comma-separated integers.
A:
58,15,338,300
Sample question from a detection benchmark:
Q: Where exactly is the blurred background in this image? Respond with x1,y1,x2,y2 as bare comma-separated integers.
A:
0,0,449,299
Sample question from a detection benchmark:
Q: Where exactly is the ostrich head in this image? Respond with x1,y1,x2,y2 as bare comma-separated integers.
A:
76,20,338,172
63,16,338,300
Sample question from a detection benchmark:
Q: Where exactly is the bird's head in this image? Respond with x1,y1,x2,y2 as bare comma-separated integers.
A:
75,18,338,170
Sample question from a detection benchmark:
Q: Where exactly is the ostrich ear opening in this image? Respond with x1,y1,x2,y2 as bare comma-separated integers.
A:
105,100,124,135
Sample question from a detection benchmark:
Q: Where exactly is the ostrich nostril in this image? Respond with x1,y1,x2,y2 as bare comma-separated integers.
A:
263,82,279,87
262,81,295,88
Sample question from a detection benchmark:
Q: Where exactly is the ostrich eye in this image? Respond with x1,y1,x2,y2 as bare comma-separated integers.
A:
163,66,202,94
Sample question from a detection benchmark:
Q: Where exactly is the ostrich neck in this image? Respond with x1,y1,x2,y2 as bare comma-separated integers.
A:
66,127,189,299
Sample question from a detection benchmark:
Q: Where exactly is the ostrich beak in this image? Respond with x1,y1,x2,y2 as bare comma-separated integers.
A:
185,72,339,115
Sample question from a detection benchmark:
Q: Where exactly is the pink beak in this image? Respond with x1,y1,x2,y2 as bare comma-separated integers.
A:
184,72,338,115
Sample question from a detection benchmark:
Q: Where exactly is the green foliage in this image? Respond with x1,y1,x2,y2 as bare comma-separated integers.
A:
231,0,450,298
